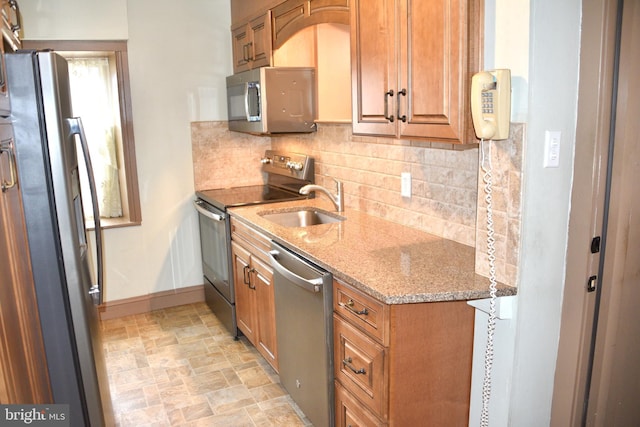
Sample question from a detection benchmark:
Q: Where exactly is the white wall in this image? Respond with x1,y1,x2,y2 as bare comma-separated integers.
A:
508,0,581,424
19,0,232,300
484,0,530,122
20,0,129,39
473,0,582,424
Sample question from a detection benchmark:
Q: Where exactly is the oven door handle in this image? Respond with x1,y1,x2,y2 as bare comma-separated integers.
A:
194,200,225,222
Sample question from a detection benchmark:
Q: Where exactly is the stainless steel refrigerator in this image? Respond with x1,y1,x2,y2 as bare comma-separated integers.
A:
6,51,113,426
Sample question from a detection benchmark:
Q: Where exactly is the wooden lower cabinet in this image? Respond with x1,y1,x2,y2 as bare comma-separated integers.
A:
0,125,51,403
230,219,278,371
335,381,385,427
333,279,475,426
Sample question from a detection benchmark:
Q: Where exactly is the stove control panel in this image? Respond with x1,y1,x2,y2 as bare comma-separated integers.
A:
260,150,314,182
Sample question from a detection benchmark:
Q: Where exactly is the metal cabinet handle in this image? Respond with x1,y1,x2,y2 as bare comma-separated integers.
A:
397,88,407,122
248,267,256,289
0,138,17,192
340,299,369,316
242,42,254,62
243,265,256,289
9,0,21,33
384,89,395,122
342,357,366,375
242,265,251,285
242,43,249,62
0,54,5,91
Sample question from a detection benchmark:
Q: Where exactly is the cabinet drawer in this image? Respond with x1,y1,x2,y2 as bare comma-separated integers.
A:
230,217,271,261
335,381,385,427
334,279,389,345
334,314,387,419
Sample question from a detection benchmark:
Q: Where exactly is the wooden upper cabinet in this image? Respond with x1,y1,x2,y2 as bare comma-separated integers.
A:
351,0,482,144
1,0,21,52
231,12,272,73
272,0,350,49
350,0,396,137
231,0,350,74
231,0,281,26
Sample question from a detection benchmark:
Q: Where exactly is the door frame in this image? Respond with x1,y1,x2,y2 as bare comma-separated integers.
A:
551,0,632,424
551,0,617,424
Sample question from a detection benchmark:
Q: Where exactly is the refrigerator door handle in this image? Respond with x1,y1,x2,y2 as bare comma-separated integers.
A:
66,117,104,305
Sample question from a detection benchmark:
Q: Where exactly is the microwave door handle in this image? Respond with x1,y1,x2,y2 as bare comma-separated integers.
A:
244,82,251,121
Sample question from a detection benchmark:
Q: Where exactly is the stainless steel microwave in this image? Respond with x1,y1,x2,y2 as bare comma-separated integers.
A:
226,67,317,135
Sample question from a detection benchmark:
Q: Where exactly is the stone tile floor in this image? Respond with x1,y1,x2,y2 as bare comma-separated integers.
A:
101,302,311,426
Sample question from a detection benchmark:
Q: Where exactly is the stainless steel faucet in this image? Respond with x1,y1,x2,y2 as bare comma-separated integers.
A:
299,177,344,212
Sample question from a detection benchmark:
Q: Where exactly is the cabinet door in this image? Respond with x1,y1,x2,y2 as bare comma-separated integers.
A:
231,12,272,74
249,12,272,69
231,241,258,343
350,0,397,136
251,256,278,371
398,0,473,141
231,23,252,73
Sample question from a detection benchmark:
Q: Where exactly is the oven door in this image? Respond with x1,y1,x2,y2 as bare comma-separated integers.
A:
194,199,233,302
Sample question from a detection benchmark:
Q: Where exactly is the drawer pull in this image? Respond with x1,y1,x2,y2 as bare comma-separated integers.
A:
342,357,366,375
341,299,369,316
243,265,256,289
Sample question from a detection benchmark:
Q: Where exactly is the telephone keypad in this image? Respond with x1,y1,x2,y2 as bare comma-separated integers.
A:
482,92,494,114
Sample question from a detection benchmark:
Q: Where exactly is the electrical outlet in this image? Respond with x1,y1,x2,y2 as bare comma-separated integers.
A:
401,172,411,198
544,130,561,168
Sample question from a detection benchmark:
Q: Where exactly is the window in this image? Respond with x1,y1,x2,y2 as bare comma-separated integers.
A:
23,40,141,228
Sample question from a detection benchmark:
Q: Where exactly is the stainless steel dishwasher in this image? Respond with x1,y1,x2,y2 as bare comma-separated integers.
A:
269,241,334,427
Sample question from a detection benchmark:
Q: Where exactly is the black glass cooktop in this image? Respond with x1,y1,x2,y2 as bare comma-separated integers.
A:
196,185,305,211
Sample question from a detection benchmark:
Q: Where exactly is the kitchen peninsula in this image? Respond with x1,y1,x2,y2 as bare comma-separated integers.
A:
229,197,516,426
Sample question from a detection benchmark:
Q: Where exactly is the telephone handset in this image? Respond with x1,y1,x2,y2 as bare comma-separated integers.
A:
471,69,511,140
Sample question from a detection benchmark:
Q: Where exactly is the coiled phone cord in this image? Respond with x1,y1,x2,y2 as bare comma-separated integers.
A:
480,138,498,427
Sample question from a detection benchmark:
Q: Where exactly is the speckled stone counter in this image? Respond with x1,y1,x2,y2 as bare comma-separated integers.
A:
229,199,517,305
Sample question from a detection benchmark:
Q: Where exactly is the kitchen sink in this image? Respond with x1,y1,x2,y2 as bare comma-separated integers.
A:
259,207,345,228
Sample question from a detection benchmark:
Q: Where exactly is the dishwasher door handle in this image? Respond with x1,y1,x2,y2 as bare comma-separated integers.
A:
194,200,225,221
269,249,324,293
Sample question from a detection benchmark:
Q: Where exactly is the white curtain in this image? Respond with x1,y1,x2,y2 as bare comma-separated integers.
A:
68,57,123,218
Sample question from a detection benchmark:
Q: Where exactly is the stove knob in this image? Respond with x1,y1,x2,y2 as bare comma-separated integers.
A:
286,161,303,171
260,157,272,165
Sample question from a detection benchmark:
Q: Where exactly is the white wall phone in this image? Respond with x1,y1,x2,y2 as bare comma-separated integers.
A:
472,68,511,427
471,69,511,140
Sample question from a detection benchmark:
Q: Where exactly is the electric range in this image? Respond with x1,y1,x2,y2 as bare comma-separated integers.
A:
193,150,314,337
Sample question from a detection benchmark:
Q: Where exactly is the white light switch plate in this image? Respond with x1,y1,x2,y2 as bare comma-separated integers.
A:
401,172,411,198
544,130,561,168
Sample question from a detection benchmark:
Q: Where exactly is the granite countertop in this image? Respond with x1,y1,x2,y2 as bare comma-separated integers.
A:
229,199,517,305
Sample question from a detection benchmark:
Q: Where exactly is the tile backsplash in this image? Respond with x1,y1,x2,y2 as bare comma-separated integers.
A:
191,121,270,190
191,121,525,287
